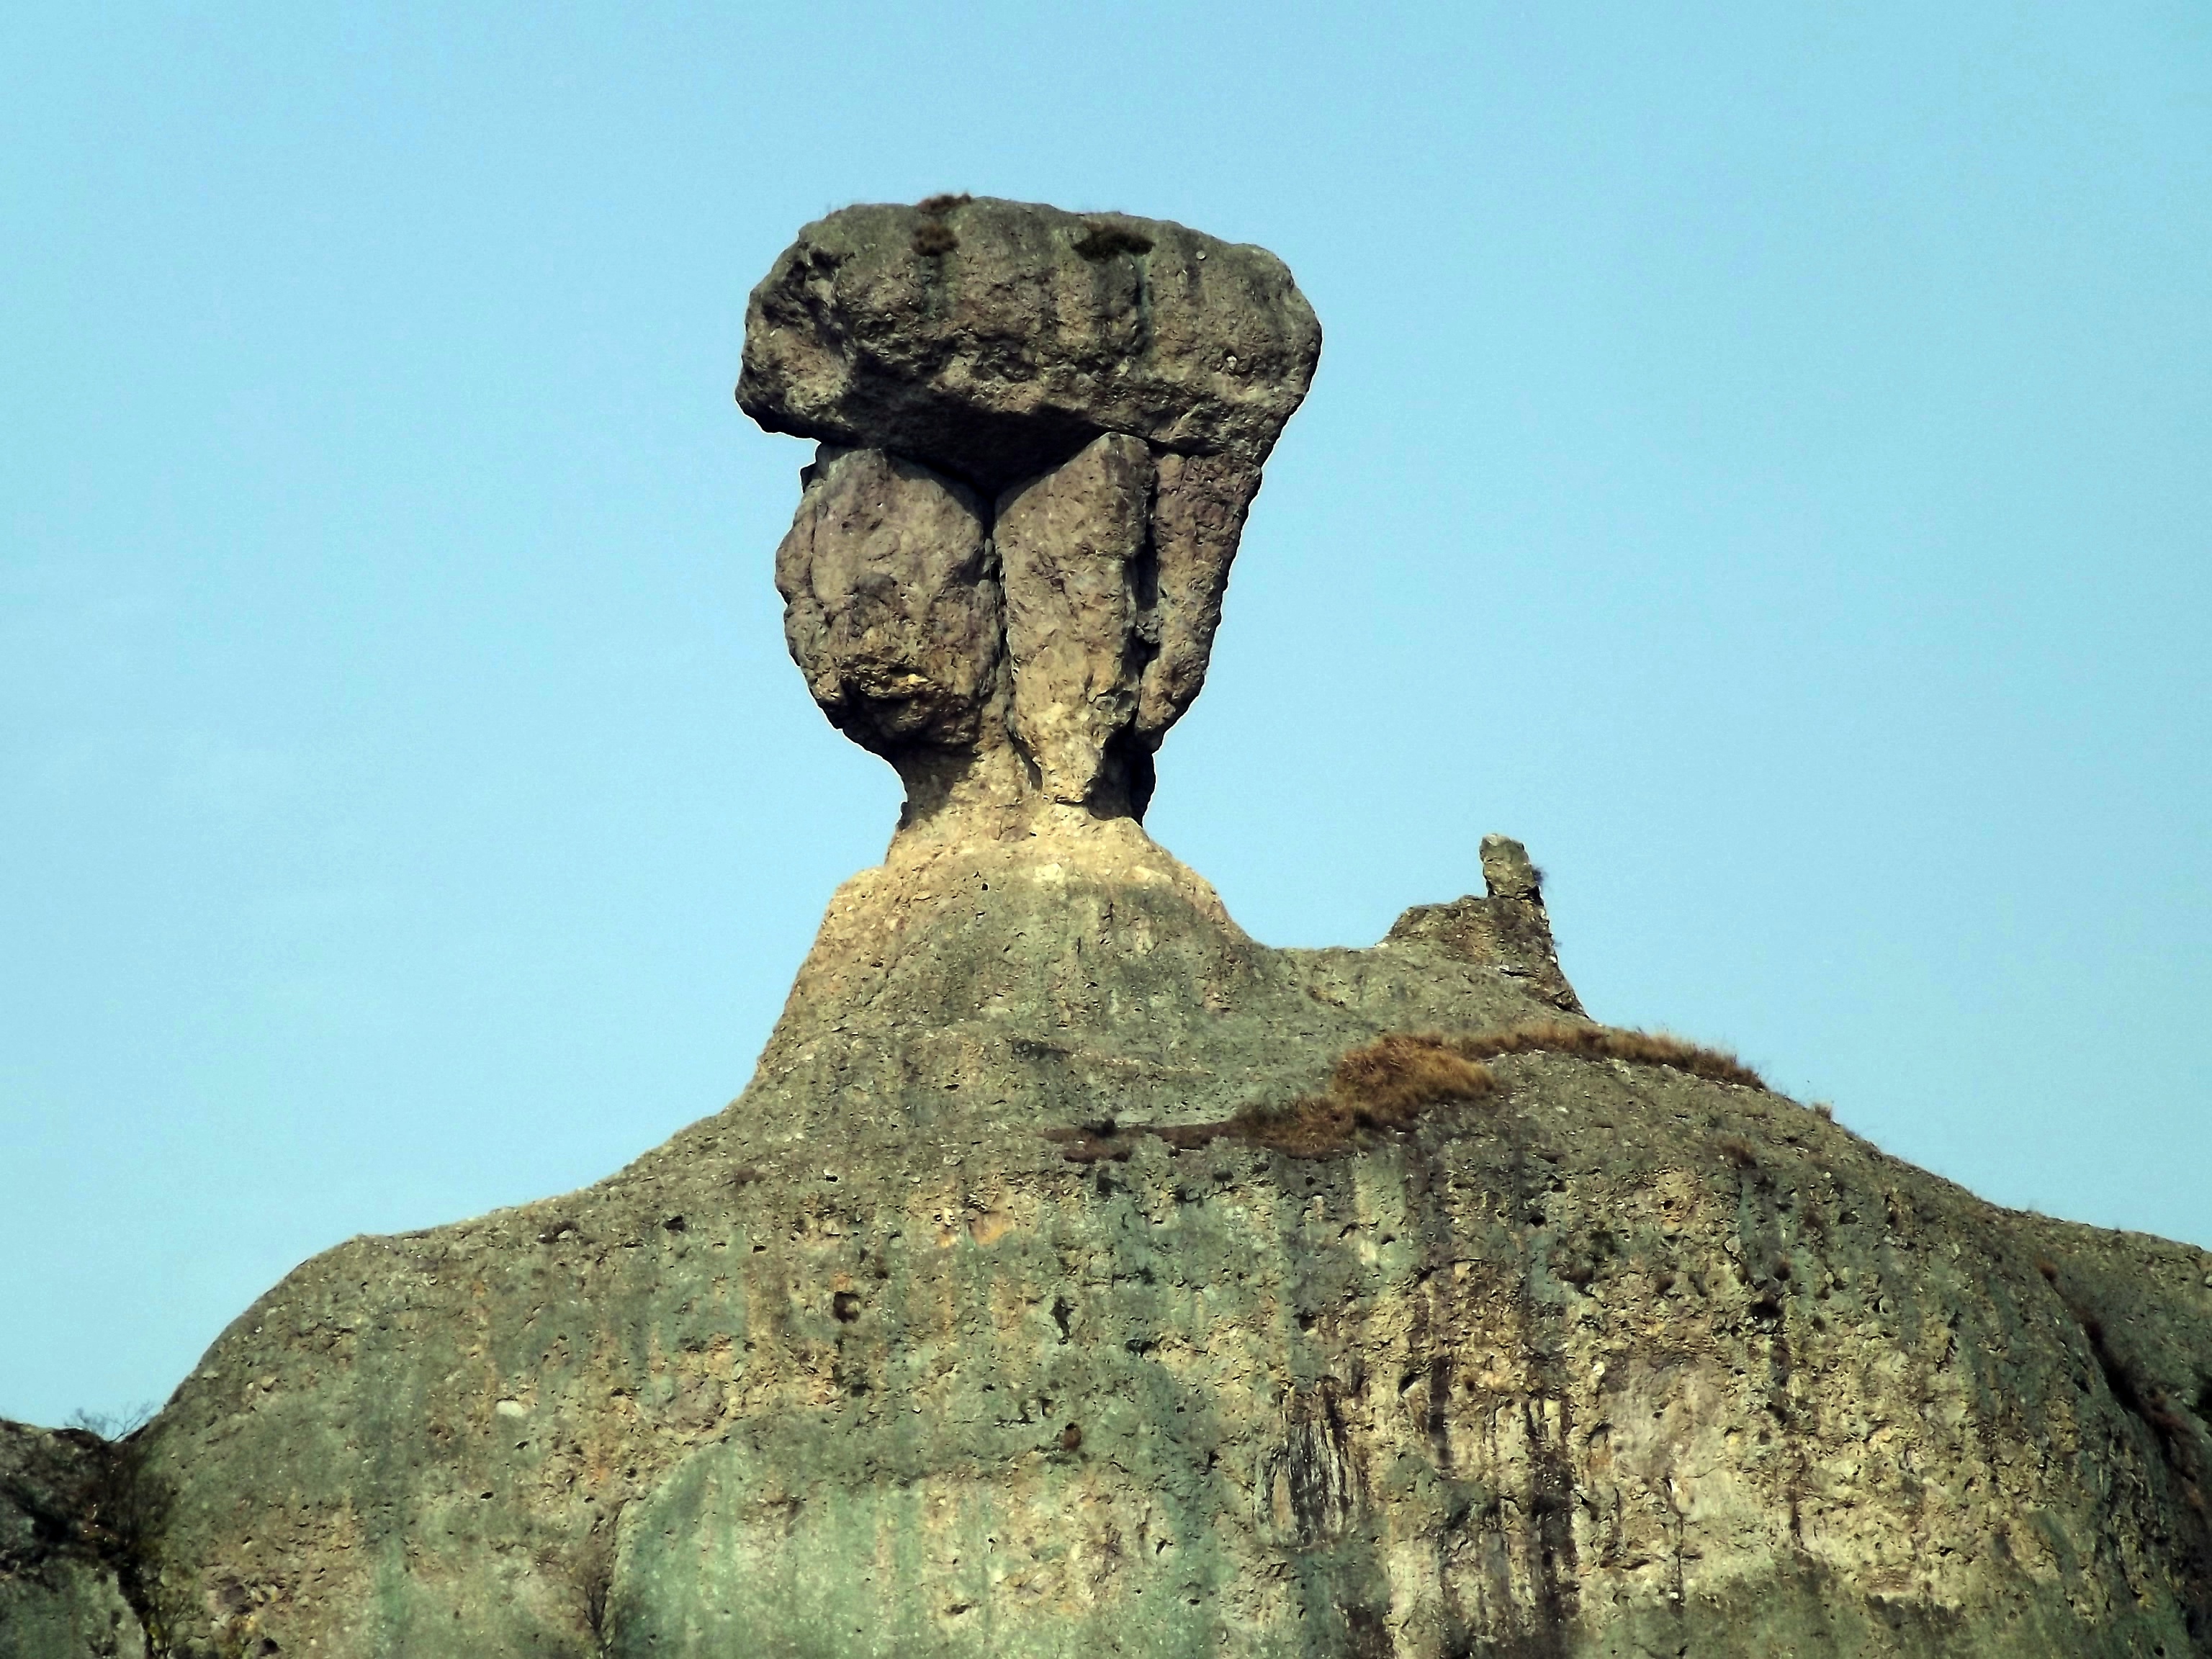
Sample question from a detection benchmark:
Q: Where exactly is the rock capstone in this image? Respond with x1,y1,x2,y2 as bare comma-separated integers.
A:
739,197,1321,490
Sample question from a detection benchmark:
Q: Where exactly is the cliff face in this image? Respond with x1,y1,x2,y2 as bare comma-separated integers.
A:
13,814,2204,1658
9,199,2212,1658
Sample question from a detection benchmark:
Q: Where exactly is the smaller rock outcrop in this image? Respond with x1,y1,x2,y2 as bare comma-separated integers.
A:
742,197,1321,824
0,1423,148,1659
1385,834,1585,1014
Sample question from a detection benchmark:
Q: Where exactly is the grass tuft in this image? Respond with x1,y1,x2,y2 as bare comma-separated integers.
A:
1444,1020,1763,1088
1234,1035,1497,1157
1046,1020,1768,1166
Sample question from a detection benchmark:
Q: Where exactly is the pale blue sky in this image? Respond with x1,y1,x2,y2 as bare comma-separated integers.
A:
4,4,2207,1426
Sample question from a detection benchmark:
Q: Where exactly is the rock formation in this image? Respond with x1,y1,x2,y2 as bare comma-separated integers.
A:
752,196,1321,820
7,198,2212,1658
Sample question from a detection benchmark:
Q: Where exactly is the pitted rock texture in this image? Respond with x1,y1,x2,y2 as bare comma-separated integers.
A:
12,205,2212,1658
744,198,1319,817
14,820,2210,1658
996,433,1155,806
775,446,1002,760
739,197,1321,492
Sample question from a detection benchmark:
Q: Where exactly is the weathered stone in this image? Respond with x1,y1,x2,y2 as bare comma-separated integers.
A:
739,198,1321,493
14,203,2212,1659
774,446,1000,759
1479,832,1542,902
1384,835,1583,1015
1136,451,1261,742
744,199,1318,820
996,433,1154,808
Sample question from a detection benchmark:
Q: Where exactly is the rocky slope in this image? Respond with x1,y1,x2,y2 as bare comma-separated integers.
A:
7,198,2211,1658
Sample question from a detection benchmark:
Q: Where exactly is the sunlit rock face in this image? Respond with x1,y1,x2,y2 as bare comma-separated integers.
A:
744,196,1321,823
10,203,2212,1659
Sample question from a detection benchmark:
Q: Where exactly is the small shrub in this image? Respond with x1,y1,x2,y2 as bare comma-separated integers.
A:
912,220,958,256
64,1403,156,1439
1074,220,1154,261
916,192,971,215
1715,1136,1758,1169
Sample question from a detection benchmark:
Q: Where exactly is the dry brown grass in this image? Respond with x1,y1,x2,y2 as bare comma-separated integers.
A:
1445,1020,1763,1088
917,192,971,215
1046,1020,1764,1165
1234,1035,1498,1157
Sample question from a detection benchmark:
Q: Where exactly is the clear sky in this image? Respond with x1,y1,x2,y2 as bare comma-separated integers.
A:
5,4,2207,1427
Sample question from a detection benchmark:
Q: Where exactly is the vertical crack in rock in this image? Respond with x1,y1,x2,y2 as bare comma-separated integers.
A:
997,432,1154,809
1262,1382,1359,1548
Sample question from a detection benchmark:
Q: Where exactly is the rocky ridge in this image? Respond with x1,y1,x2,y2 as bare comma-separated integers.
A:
4,198,2210,1659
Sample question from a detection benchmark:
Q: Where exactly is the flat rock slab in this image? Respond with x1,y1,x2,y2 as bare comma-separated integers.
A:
739,197,1321,491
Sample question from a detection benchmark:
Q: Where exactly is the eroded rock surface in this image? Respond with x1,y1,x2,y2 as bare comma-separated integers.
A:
0,1423,146,1659
41,814,2212,1659
744,197,1321,820
996,433,1154,807
775,446,1001,760
739,197,1320,491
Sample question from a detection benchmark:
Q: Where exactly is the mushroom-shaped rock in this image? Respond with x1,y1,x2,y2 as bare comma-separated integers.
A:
742,197,1320,828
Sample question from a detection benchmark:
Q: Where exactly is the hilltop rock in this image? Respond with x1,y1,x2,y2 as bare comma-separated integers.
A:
744,197,1321,814
64,816,2212,1659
